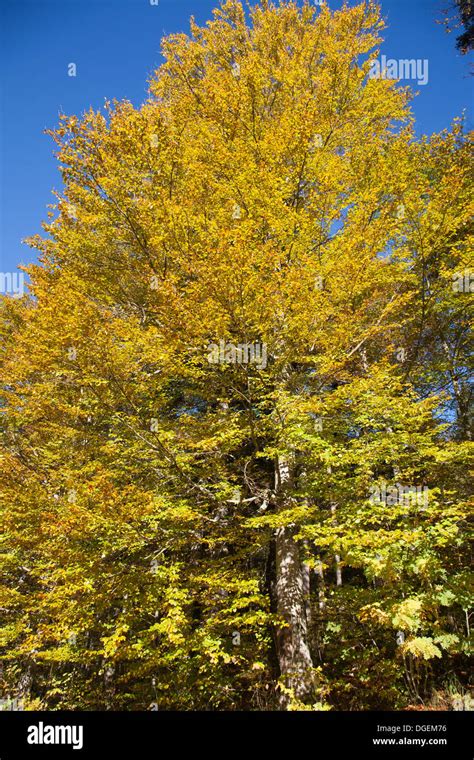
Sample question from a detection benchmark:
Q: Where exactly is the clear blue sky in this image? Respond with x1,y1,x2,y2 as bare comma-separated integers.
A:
0,0,472,276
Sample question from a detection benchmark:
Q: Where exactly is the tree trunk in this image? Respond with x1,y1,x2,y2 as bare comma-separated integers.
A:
274,457,315,705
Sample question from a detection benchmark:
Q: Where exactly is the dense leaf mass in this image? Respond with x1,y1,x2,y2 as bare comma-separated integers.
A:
1,1,472,710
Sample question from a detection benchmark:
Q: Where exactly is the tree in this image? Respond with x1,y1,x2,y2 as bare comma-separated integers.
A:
1,0,472,710
454,0,473,53
440,0,474,54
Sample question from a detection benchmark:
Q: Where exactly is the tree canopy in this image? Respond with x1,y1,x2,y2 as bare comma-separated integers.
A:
1,0,472,710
